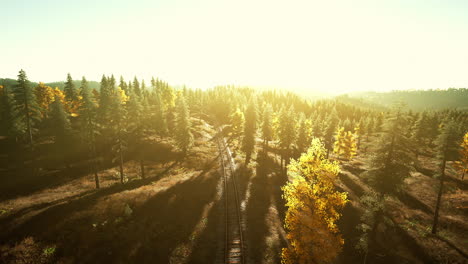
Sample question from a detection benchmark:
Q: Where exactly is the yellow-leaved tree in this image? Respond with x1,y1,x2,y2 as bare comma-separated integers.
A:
333,127,357,160
34,82,55,118
282,138,348,264
454,132,468,180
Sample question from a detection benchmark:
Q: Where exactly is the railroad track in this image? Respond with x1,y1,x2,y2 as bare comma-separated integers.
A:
216,131,245,264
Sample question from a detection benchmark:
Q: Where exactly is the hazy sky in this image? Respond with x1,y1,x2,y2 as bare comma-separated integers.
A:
2,0,468,94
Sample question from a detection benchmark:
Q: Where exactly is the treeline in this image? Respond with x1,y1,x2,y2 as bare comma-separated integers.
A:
1,69,468,263
0,70,194,187
346,88,468,110
0,78,101,92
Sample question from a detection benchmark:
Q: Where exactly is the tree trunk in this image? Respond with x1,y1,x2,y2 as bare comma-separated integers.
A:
94,160,100,189
24,98,33,148
432,158,446,234
119,145,124,184
140,159,145,178
366,209,383,264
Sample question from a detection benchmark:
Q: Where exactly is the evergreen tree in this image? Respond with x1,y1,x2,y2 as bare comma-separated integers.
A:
261,104,273,150
133,77,141,98
152,90,167,138
230,107,245,142
109,87,128,184
12,69,41,147
49,93,72,169
411,112,428,158
78,76,100,188
323,111,339,158
296,113,311,154
242,99,257,164
0,85,22,139
360,104,414,259
432,120,459,234
127,88,146,178
278,107,296,171
365,117,374,142
64,73,78,103
364,105,414,197
175,95,193,154
119,76,128,94
108,75,116,93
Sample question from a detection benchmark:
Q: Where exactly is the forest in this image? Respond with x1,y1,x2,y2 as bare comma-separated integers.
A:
0,70,467,264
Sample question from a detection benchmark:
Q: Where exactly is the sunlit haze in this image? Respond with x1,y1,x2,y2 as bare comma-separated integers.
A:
2,0,468,94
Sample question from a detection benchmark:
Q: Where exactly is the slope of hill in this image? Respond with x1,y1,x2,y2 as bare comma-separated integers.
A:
0,78,100,91
345,88,468,111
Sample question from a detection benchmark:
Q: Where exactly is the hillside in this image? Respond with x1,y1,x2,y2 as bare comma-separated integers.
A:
344,89,468,111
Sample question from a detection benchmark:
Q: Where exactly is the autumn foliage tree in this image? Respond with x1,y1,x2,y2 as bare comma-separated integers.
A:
454,132,468,180
282,138,348,264
34,82,55,119
333,127,357,160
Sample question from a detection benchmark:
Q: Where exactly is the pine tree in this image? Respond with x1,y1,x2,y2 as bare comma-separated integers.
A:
230,107,245,142
119,76,128,94
78,76,100,188
109,87,128,184
175,94,193,154
454,132,468,180
242,99,257,164
0,85,22,139
411,112,428,158
323,111,339,158
12,69,41,147
261,104,273,150
108,75,116,93
64,73,78,103
49,93,72,169
355,118,364,150
365,117,374,142
360,104,414,259
278,107,296,171
296,113,312,154
432,120,459,234
152,90,167,138
133,77,141,98
281,138,348,264
364,105,414,197
127,88,146,177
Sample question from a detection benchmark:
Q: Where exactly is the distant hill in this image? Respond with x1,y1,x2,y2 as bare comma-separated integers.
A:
344,88,468,111
0,78,101,91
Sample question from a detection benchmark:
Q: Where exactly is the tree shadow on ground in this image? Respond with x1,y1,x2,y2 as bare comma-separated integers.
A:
0,140,180,203
85,166,221,264
0,161,179,240
243,150,286,263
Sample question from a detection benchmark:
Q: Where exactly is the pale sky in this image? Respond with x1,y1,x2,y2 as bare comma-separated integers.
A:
1,0,468,94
